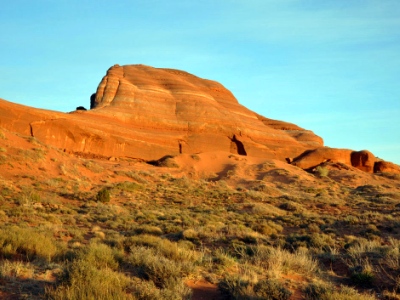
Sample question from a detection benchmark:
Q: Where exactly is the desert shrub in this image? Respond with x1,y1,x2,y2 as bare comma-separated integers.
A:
250,203,286,216
378,172,400,181
253,279,292,299
17,147,46,162
363,224,380,236
304,282,375,300
245,190,265,200
77,242,119,270
0,260,35,279
218,276,291,300
118,171,149,184
218,274,252,299
309,233,335,249
315,166,329,177
130,277,192,300
159,277,192,300
47,258,133,300
0,226,58,262
247,245,317,278
304,281,334,300
114,181,141,193
308,223,321,233
124,234,199,262
285,234,311,249
252,221,283,236
132,225,163,236
0,210,8,223
213,249,238,270
279,201,302,212
83,160,104,173
181,228,199,241
96,188,110,203
349,264,375,287
0,154,7,165
127,245,192,288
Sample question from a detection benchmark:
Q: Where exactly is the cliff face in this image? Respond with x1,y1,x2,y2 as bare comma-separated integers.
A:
88,64,323,159
0,64,398,173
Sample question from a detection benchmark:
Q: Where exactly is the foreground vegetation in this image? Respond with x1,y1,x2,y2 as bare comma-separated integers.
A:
1,136,400,299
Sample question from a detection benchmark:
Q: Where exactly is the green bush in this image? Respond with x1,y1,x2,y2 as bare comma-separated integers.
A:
315,166,329,177
304,282,375,300
78,242,119,270
127,246,193,288
47,259,133,300
218,275,251,299
130,277,192,300
0,226,58,262
350,267,374,287
304,281,333,300
96,188,110,203
218,276,291,300
253,279,292,300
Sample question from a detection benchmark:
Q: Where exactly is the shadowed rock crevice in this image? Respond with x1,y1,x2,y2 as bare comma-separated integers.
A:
230,135,247,156
90,93,96,109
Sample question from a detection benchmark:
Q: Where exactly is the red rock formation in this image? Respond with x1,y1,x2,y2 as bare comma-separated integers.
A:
0,65,400,173
374,161,400,174
89,64,324,159
351,150,375,173
0,64,323,161
291,147,400,174
3,63,397,174
291,147,353,170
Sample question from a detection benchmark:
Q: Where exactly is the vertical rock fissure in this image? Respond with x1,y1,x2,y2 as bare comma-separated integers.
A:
230,135,247,156
29,123,34,137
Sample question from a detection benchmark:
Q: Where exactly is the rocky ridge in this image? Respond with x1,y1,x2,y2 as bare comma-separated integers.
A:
0,64,398,174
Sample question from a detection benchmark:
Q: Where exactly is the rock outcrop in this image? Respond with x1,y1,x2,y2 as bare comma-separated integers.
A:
351,150,375,173
88,64,323,160
291,148,353,170
0,65,323,161
291,147,397,174
0,64,397,173
374,161,400,174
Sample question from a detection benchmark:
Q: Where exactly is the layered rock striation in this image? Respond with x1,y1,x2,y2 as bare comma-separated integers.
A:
0,64,398,174
87,64,322,159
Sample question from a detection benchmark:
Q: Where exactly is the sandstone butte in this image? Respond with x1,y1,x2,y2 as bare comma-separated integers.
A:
0,64,398,174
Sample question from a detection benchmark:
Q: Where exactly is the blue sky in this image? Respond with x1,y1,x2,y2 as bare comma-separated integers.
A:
1,0,399,164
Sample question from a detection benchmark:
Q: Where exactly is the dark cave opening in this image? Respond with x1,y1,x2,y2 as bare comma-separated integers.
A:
90,93,96,109
230,135,247,156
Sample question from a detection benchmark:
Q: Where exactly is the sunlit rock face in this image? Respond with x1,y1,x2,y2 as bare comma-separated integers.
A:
89,64,323,159
1,64,399,173
291,147,400,174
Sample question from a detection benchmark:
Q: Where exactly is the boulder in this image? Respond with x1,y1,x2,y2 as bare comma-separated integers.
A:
350,150,375,173
291,147,353,170
374,161,400,174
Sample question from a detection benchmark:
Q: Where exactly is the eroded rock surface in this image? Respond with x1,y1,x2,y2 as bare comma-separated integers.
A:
0,64,397,173
291,148,353,170
88,64,323,160
0,64,322,160
351,150,376,173
291,147,397,174
374,161,400,174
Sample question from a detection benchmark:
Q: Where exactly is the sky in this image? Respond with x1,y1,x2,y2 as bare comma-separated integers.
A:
0,0,399,164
